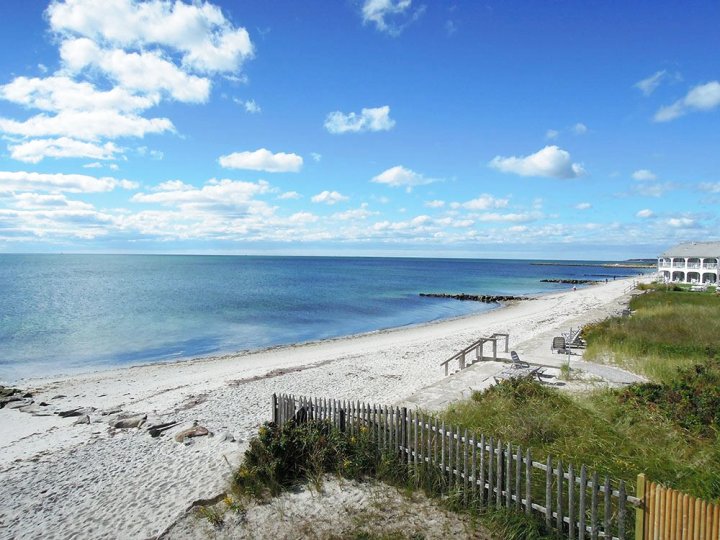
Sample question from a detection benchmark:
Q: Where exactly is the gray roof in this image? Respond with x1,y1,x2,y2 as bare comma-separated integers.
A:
661,241,720,258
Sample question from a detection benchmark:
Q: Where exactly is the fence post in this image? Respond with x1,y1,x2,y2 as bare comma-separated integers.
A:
271,393,277,424
401,407,408,464
635,473,646,540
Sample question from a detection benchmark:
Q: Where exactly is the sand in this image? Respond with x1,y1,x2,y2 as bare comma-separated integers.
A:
0,278,642,539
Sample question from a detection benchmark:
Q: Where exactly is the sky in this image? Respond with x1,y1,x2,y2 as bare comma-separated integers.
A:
0,0,718,260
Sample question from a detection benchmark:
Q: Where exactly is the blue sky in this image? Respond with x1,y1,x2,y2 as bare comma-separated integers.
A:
0,0,718,259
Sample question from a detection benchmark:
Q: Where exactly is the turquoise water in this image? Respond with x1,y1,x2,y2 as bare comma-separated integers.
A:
0,255,647,382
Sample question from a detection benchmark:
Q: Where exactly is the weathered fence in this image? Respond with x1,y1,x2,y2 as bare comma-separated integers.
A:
272,393,641,539
636,474,720,539
440,333,510,375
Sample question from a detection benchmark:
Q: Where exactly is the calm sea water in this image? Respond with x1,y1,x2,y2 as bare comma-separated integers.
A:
0,255,648,382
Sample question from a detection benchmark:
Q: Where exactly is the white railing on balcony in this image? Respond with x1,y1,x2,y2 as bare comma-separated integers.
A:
687,263,701,269
703,263,718,270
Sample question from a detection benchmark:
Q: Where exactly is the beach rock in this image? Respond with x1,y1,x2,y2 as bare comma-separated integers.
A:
146,421,179,438
113,414,147,429
217,431,235,443
73,415,91,425
57,407,84,418
419,292,530,303
5,398,34,410
174,425,210,443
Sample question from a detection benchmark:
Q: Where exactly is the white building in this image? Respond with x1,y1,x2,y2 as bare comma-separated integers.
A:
658,241,720,284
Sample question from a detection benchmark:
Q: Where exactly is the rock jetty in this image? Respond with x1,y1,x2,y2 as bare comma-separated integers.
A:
419,293,530,303
540,279,597,284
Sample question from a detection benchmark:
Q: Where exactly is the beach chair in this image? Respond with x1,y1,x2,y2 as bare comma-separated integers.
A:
510,350,530,368
562,327,586,349
551,336,567,354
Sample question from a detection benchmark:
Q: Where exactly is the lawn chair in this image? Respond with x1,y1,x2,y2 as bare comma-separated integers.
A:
510,350,530,368
551,336,567,354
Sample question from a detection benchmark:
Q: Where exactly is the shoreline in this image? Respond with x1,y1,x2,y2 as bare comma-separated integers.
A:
0,277,642,539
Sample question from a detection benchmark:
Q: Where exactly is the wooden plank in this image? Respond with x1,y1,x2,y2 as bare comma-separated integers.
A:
480,434,486,505
413,411,419,469
457,427,462,492
557,459,564,533
590,471,599,540
471,433,478,502
712,503,720,540
487,437,494,507
525,448,532,515
448,425,455,489
602,477,610,540
496,439,503,509
545,455,552,528
635,473,646,540
441,421,446,489
463,429,469,504
568,464,575,540
579,465,587,540
433,418,439,469
515,446,522,510
505,442,512,509
618,480,626,540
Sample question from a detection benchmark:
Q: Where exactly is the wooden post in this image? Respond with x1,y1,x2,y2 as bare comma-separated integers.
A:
545,455,552,528
525,448,532,515
603,476,611,538
557,459,564,533
271,393,277,424
441,421,446,489
456,428,462,492
401,407,408,464
591,471,599,539
496,440,503,509
471,433,478,503
505,442,512,508
487,437,494,506
618,480,626,540
579,465,587,539
568,463,576,539
463,429,469,505
635,473,646,540
480,434,486,505
515,446,522,509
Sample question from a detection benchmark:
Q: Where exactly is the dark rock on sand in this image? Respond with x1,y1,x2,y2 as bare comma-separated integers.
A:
174,425,210,443
113,414,147,429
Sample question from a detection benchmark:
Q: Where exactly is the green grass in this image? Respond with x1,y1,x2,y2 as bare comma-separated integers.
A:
583,288,720,382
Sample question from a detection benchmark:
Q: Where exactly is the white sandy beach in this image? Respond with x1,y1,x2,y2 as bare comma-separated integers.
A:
0,278,642,539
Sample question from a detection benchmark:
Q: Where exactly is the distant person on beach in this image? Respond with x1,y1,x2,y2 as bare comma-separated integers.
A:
573,286,577,291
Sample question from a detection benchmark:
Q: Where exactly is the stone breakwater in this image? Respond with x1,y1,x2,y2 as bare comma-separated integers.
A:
419,293,531,303
540,279,597,284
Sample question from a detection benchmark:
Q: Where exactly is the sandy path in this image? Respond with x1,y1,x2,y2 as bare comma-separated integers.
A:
0,278,639,540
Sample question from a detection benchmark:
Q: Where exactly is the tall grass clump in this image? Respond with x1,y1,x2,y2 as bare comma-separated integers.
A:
583,289,720,382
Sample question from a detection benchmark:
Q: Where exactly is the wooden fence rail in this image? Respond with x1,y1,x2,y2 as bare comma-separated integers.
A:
440,333,510,376
272,393,643,539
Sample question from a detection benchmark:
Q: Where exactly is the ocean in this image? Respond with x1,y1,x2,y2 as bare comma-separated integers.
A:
0,254,649,383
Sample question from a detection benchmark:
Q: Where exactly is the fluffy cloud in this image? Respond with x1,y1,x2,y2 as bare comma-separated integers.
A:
572,123,588,135
667,217,695,228
218,148,303,173
324,105,395,134
424,200,445,208
462,194,509,210
332,203,375,220
698,182,720,193
371,165,438,190
636,209,654,218
278,191,301,200
8,137,120,163
311,190,349,205
634,70,667,96
361,0,422,35
545,129,559,140
654,81,720,122
489,145,586,179
632,169,657,181
48,0,253,73
0,170,137,193
239,99,261,114
60,38,211,102
0,109,173,141
575,202,592,210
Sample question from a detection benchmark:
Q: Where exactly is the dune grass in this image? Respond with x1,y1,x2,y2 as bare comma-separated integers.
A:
583,287,720,383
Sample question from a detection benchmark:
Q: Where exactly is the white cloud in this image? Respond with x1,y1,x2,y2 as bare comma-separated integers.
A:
572,123,588,135
218,148,303,173
332,203,375,220
60,38,211,103
371,165,438,191
0,76,157,112
0,170,137,193
424,200,445,208
288,211,318,224
632,169,657,181
667,217,695,228
278,191,301,200
475,212,537,223
311,190,349,205
48,0,254,74
632,181,675,197
575,202,592,210
698,182,720,193
83,162,102,168
634,70,667,96
0,109,173,141
654,81,720,122
310,152,322,162
324,105,395,134
462,194,509,210
636,209,654,218
236,98,261,113
489,145,586,179
361,0,422,35
8,137,120,163
545,129,559,140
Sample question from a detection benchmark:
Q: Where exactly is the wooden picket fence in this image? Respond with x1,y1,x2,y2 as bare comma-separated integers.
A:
272,393,641,539
637,475,720,539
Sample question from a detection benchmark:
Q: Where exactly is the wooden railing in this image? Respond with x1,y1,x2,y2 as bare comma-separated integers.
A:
440,333,510,376
272,393,640,539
